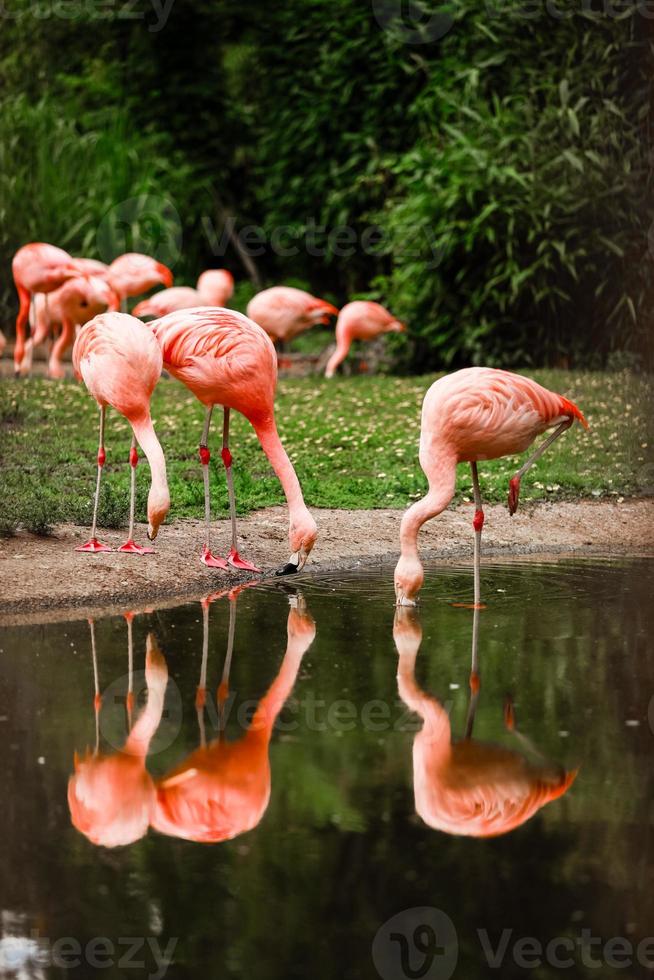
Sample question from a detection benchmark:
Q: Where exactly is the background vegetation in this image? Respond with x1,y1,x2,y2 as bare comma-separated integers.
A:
0,0,652,371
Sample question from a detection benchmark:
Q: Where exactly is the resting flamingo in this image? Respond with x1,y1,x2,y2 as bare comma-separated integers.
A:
152,591,315,843
20,276,119,378
107,252,173,310
394,368,588,606
11,242,81,374
247,286,337,347
68,626,168,847
133,269,234,318
149,306,317,573
73,312,170,554
325,301,405,378
394,607,577,837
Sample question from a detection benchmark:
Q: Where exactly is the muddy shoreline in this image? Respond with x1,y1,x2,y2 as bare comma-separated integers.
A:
1,498,652,626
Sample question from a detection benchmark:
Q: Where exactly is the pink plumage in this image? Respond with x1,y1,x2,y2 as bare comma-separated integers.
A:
395,367,588,605
11,242,82,373
133,269,234,318
148,306,317,571
73,312,170,553
247,286,338,344
107,252,173,301
325,300,405,377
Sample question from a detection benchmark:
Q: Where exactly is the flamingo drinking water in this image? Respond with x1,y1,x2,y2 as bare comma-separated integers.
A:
148,306,317,573
394,368,588,607
73,312,170,554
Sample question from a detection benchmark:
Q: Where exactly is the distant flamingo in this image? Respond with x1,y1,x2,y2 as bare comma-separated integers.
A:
133,269,234,318
247,286,338,347
68,625,168,847
107,252,173,309
11,242,82,374
20,276,120,378
325,301,405,378
394,368,588,607
152,591,315,843
73,312,170,554
149,307,317,573
394,607,577,837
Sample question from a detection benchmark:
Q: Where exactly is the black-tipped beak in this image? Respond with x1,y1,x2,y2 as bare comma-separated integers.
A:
275,561,299,577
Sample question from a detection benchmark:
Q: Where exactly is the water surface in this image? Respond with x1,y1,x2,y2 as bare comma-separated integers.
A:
1,558,652,979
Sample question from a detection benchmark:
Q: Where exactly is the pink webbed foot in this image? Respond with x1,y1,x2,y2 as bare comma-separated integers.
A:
201,546,229,569
76,538,112,553
508,476,521,516
227,548,261,573
118,540,155,555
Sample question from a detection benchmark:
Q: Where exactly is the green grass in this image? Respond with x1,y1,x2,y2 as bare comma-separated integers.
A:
0,371,651,536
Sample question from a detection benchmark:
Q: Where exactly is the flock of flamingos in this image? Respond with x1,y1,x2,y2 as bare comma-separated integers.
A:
6,240,588,606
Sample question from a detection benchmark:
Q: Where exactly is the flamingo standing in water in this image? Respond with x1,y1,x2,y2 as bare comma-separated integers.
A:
152,591,315,843
149,307,318,573
393,607,577,837
20,276,120,378
73,312,170,554
11,243,82,374
247,286,338,347
107,252,173,310
325,301,405,378
133,270,234,318
394,368,588,607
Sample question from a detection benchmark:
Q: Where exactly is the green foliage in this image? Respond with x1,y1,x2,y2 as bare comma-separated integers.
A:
0,371,650,536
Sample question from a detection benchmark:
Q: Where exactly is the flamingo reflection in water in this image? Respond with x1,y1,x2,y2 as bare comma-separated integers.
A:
393,607,577,837
68,615,168,847
152,586,315,842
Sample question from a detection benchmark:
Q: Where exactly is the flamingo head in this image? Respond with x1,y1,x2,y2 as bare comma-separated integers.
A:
156,262,174,288
147,483,171,541
277,509,318,576
387,318,406,334
394,553,424,607
307,298,338,326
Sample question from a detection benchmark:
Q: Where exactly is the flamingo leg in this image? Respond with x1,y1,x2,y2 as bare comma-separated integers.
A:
200,405,228,569
222,408,261,572
508,419,572,515
217,593,237,737
470,461,485,609
125,611,135,728
76,405,112,553
13,284,31,376
196,599,210,747
465,604,481,739
119,436,155,555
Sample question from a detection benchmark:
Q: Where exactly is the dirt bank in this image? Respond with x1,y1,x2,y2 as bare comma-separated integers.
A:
1,498,652,625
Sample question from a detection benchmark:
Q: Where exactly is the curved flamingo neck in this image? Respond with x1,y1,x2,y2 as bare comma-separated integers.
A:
251,415,307,517
399,455,457,561
131,416,169,502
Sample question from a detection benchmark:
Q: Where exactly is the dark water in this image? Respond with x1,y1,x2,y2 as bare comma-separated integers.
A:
1,558,653,980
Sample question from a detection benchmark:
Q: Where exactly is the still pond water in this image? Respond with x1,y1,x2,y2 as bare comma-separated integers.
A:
1,558,652,980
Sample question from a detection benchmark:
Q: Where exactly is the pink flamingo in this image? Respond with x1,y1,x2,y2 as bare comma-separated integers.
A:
246,286,338,346
149,307,317,573
394,608,577,838
325,301,405,378
394,367,588,606
107,252,173,309
11,242,82,374
152,592,315,843
133,269,234,318
20,276,119,378
68,627,168,848
73,312,170,554
72,257,111,276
